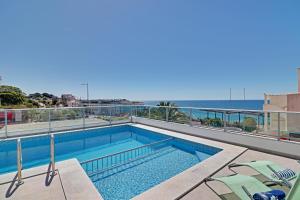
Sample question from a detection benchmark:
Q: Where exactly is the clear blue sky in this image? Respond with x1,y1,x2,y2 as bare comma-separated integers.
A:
0,0,299,100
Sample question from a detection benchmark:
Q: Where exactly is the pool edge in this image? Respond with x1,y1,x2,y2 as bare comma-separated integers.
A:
130,124,247,200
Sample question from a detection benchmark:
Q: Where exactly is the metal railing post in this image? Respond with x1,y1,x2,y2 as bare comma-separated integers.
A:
166,107,169,122
50,134,56,176
256,115,259,134
148,107,151,119
82,107,86,129
4,110,8,138
109,106,112,126
223,112,227,132
189,108,193,126
16,138,24,186
277,112,280,141
130,106,133,122
48,109,51,133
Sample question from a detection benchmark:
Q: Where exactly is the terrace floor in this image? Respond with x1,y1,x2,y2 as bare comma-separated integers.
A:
181,149,300,200
0,159,102,200
0,118,108,138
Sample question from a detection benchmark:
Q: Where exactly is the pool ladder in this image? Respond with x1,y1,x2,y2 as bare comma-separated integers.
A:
15,134,56,186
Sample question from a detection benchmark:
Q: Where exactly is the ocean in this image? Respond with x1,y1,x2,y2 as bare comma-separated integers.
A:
144,100,264,110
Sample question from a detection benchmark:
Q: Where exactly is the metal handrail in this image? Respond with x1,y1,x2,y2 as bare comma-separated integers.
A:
0,104,133,112
16,138,24,186
1,104,300,114
13,135,56,186
80,137,173,165
50,134,56,176
81,137,173,176
1,104,300,143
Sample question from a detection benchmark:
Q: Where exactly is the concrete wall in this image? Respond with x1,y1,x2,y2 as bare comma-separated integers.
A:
287,113,300,133
264,94,288,133
287,93,300,111
132,117,300,160
264,94,288,111
262,68,300,136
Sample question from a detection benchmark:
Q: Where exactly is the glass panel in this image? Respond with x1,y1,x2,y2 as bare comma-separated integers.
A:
135,106,149,118
286,112,300,142
168,107,190,124
85,106,110,127
7,109,49,137
92,106,111,122
0,110,5,138
110,106,131,124
265,112,281,139
50,108,83,132
191,109,225,128
149,107,166,121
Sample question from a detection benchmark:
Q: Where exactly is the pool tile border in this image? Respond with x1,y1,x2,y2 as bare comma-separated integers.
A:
131,124,247,200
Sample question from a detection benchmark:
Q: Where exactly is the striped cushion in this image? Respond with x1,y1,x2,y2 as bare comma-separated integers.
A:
271,169,296,180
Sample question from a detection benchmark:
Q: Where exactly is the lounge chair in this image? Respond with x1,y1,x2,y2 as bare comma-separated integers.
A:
228,160,298,187
205,173,300,200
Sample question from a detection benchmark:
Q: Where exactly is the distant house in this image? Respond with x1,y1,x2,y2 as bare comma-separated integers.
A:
61,94,78,107
263,68,300,136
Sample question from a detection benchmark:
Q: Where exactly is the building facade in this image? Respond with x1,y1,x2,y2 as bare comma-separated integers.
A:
263,68,300,138
61,94,78,107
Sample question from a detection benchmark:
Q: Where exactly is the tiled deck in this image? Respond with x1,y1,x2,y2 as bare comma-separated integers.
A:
0,159,102,200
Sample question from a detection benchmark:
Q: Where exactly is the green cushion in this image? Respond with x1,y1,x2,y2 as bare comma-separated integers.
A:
214,174,270,200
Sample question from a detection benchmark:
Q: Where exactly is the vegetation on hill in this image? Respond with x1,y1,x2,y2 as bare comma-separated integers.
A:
0,85,28,107
0,85,59,108
137,101,189,123
28,92,59,107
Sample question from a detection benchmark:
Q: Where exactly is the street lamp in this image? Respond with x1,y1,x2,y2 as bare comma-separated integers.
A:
80,83,89,106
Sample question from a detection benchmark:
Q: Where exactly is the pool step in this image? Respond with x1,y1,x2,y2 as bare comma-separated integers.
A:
81,138,173,177
89,146,176,181
195,151,211,161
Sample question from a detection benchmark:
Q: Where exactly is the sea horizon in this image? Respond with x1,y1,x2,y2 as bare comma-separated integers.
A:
144,99,264,110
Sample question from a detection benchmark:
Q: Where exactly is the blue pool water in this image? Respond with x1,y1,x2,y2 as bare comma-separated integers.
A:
0,125,222,200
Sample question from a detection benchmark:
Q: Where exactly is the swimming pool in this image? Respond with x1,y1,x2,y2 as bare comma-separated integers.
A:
0,125,222,199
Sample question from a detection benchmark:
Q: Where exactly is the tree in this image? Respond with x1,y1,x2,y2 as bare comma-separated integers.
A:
150,101,189,122
201,118,223,127
0,92,25,105
42,93,54,99
28,93,43,99
0,85,25,95
243,117,257,132
0,85,26,106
